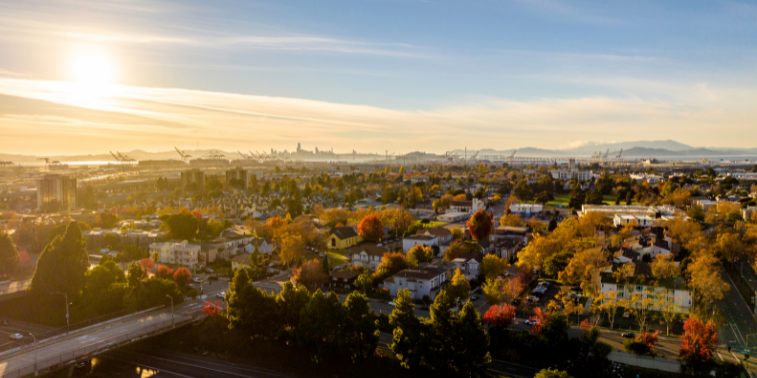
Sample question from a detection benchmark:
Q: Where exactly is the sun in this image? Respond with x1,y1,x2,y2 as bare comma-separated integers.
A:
69,50,116,85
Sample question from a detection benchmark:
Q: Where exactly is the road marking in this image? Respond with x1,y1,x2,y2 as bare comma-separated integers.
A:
716,352,724,361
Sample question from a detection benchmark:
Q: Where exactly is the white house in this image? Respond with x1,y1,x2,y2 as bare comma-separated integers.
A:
600,271,692,314
150,240,201,268
415,227,453,244
438,212,469,222
448,198,485,214
450,255,482,280
383,264,449,301
638,245,672,259
402,235,438,252
350,243,387,272
613,214,655,227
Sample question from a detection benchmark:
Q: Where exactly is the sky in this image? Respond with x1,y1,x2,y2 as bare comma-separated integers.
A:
0,0,756,156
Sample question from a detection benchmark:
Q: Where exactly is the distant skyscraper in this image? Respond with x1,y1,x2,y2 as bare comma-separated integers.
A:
297,142,301,153
315,146,319,154
37,174,77,211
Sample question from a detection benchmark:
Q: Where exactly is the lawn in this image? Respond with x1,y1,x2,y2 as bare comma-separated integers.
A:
545,193,637,207
326,249,350,266
412,220,448,228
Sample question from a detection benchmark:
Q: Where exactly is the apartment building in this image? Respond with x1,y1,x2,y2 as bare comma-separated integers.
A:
350,243,388,271
225,167,248,189
37,174,77,211
600,271,692,314
180,169,205,190
383,263,449,301
150,240,201,268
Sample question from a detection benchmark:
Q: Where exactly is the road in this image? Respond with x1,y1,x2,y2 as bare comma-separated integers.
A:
719,267,757,349
0,280,31,298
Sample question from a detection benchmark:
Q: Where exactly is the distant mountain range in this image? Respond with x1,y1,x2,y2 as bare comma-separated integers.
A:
450,140,757,158
2,140,756,164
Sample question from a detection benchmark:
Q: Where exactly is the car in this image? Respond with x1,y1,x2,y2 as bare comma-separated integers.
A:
193,278,202,283
470,295,478,301
622,311,630,318
206,268,214,273
389,301,396,306
187,283,195,288
216,291,226,298
621,332,635,339
525,319,538,326
9,333,22,340
74,360,91,369
526,295,539,302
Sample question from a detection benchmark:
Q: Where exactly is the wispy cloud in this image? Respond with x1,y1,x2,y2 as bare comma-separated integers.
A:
0,78,755,155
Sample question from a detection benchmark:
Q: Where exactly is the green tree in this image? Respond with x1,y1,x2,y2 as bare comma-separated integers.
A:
30,222,89,298
542,313,570,346
428,290,457,374
276,281,311,331
226,272,281,339
406,245,434,267
125,277,183,311
165,212,200,241
344,291,380,361
390,288,429,369
453,301,491,377
0,231,20,278
85,260,125,301
103,232,121,251
297,290,347,360
322,254,330,275
356,273,373,294
126,261,146,288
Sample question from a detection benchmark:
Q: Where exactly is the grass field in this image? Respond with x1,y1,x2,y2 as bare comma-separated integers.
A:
545,193,635,207
412,220,448,228
326,249,350,266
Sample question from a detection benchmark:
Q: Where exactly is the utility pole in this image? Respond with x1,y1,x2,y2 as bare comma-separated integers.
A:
166,295,174,327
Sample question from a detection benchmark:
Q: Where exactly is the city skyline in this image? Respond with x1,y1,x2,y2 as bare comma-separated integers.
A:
1,0,756,155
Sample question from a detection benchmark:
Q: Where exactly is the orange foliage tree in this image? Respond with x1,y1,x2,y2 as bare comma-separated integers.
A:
202,301,221,316
680,319,719,364
467,210,493,241
139,258,156,271
372,252,409,282
157,265,175,279
483,304,517,329
291,258,327,289
173,267,192,287
530,307,552,336
357,214,384,241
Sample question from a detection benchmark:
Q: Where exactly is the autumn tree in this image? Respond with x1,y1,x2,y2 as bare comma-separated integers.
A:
557,247,607,295
482,304,516,329
406,245,434,267
277,228,306,266
482,278,504,305
467,210,493,241
499,214,524,227
372,252,409,282
597,291,620,329
173,267,192,287
165,211,201,241
357,214,384,242
443,239,482,261
480,254,508,281
688,254,729,309
534,369,572,378
156,265,174,279
680,319,719,365
620,292,654,332
447,269,471,304
139,258,156,271
650,254,677,282
291,259,328,289
501,276,526,304
0,231,20,278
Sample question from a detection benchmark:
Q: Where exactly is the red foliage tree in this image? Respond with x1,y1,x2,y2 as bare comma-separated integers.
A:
680,319,719,364
467,210,493,241
530,307,552,337
202,301,220,316
139,258,156,271
483,304,517,329
157,265,175,279
291,259,327,289
636,332,660,349
357,214,384,241
173,267,192,287
191,210,203,221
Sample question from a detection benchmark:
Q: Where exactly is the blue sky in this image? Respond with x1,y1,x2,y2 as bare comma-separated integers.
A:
0,0,755,154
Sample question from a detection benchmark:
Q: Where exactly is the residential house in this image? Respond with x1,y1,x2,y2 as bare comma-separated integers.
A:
328,269,361,291
402,234,438,252
350,243,388,271
383,263,449,301
415,227,453,244
231,253,251,271
450,253,483,280
326,227,363,249
509,203,543,217
448,199,485,214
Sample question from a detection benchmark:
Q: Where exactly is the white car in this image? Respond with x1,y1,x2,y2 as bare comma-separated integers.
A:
193,278,202,283
216,291,226,298
525,319,538,326
9,333,22,340
388,301,396,306
206,268,214,273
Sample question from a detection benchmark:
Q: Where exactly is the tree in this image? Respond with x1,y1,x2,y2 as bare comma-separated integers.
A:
276,281,311,331
372,252,409,282
84,261,125,301
408,186,423,206
443,239,481,261
343,291,379,361
650,254,677,281
102,232,121,251
680,319,719,364
624,332,659,356
535,368,572,378
30,222,89,298
126,261,146,288
0,231,19,278
321,254,330,275
482,304,516,329
173,267,192,287
356,273,372,294
597,291,620,330
390,288,428,369
156,265,174,279
297,291,347,360
501,275,526,304
202,301,221,316
541,312,570,346
125,276,183,311
447,269,471,304
467,210,493,241
406,245,434,267
139,258,156,271
165,212,200,241
688,254,729,307
276,228,305,266
535,191,551,205
656,290,678,336
557,247,607,295
291,259,327,289
481,278,504,305
620,292,654,332
357,214,384,241
454,301,492,376
398,166,405,175
480,254,508,281
548,217,558,232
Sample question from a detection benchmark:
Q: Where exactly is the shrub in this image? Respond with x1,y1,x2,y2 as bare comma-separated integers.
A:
591,341,613,359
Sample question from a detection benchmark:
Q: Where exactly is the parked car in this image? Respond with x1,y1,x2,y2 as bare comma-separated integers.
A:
9,333,22,340
621,332,635,339
216,291,226,298
206,268,214,273
537,281,550,288
470,295,478,301
74,360,91,369
525,319,538,326
389,301,396,306
526,295,539,302
193,278,202,283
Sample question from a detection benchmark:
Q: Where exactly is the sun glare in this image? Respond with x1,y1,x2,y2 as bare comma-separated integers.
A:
69,50,116,85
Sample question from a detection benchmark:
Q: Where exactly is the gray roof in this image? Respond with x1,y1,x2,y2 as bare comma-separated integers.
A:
329,227,358,239
404,235,437,241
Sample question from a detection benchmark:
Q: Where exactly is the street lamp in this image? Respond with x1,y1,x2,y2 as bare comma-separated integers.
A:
29,333,37,376
51,292,70,334
166,295,174,327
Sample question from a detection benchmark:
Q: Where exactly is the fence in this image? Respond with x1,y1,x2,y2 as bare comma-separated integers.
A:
0,314,197,378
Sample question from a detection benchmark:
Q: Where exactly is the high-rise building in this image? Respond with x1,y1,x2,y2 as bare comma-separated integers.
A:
297,142,301,153
225,167,248,189
181,169,205,190
37,174,77,211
